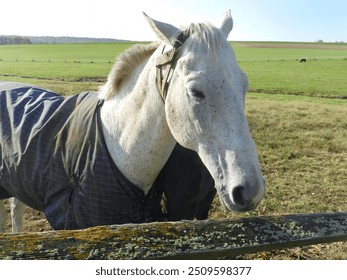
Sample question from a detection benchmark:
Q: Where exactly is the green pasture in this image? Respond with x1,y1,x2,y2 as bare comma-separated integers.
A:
0,41,346,97
241,59,347,97
234,42,347,98
0,43,133,63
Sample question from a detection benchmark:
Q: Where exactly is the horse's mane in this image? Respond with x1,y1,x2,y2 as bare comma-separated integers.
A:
101,22,223,100
100,42,160,99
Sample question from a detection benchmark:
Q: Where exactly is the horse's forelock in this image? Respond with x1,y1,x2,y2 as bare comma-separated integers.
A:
184,22,224,50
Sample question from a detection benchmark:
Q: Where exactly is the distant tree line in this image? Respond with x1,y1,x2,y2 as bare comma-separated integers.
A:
0,36,32,45
0,35,130,45
315,39,345,43
28,36,128,44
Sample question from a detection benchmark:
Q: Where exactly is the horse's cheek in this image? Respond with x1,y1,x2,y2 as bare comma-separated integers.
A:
166,106,182,138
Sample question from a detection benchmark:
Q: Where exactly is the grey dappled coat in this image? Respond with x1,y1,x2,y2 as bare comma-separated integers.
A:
0,82,215,229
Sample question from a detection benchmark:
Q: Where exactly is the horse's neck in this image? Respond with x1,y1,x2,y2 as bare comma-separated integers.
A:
99,58,176,194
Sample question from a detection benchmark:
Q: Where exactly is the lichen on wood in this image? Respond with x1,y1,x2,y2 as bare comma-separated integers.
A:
0,212,346,259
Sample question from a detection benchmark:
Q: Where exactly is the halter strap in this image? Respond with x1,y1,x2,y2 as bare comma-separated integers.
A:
156,31,189,101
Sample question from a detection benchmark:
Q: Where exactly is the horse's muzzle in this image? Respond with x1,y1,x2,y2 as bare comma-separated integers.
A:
217,179,265,212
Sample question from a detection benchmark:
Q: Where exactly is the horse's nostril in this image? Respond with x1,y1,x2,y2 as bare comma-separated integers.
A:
232,186,246,207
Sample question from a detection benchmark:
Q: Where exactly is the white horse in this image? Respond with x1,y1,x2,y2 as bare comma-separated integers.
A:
0,11,265,230
99,11,265,212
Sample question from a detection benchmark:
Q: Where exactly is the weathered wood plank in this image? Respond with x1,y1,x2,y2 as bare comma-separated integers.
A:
0,212,346,259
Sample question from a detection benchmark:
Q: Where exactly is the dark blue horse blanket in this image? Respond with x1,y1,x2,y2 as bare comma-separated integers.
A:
0,82,163,229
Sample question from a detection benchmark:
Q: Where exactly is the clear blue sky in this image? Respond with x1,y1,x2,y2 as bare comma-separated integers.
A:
1,0,346,42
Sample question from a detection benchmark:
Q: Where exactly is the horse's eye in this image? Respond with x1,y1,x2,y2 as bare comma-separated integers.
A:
189,88,205,100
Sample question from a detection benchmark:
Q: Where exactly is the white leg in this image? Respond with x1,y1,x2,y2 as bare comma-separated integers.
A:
10,198,26,233
0,200,7,233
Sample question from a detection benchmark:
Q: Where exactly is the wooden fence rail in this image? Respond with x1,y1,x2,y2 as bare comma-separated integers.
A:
0,212,346,259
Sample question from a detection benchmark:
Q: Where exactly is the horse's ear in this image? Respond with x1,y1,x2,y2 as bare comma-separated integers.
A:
143,12,181,44
219,10,233,38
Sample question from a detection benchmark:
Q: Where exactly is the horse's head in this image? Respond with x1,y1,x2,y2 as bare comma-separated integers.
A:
144,11,265,212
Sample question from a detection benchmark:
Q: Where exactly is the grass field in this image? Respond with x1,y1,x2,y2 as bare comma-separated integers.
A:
0,41,346,259
233,93,347,259
1,41,347,97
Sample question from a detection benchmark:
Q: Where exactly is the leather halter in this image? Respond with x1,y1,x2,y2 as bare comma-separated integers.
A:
155,32,189,101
